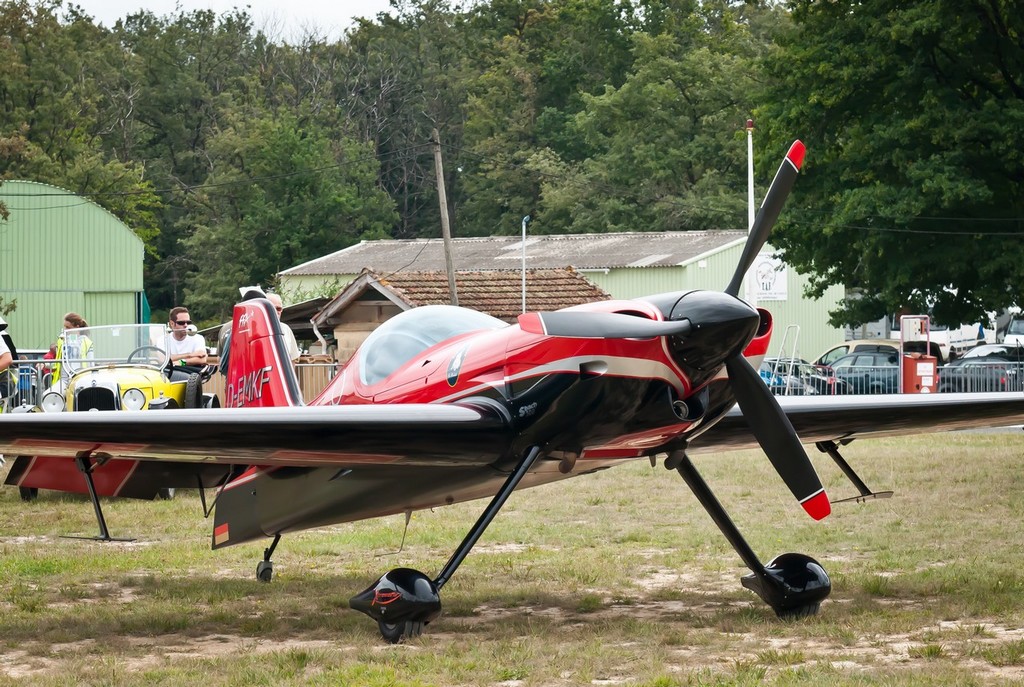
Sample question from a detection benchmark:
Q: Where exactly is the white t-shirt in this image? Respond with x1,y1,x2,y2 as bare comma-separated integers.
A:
165,332,206,358
280,323,300,362
0,334,10,359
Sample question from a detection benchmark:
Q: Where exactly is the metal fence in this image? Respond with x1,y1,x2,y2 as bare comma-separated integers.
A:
766,361,1024,396
0,359,49,410
0,359,341,411
5,358,1023,411
202,362,338,404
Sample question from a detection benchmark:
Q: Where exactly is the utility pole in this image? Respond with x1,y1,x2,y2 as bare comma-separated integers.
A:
431,128,458,306
521,215,531,313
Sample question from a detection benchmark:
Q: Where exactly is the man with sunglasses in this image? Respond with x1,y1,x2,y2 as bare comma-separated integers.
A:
165,306,207,369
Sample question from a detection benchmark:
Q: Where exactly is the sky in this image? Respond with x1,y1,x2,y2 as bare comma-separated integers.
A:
69,0,396,41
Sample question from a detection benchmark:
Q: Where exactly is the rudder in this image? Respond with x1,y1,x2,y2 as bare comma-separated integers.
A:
221,297,303,408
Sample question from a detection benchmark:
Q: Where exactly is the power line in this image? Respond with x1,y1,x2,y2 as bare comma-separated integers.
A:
4,139,1024,235
442,142,1024,232
785,217,1024,237
0,143,434,206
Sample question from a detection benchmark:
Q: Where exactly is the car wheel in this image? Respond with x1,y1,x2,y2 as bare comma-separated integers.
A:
184,373,202,409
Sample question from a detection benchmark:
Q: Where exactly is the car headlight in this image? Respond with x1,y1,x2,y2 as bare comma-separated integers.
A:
148,392,172,410
122,388,147,411
40,391,66,413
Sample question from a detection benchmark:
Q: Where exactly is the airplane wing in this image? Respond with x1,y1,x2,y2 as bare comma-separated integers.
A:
692,392,1024,453
0,404,514,468
0,393,1020,467
2,392,1020,549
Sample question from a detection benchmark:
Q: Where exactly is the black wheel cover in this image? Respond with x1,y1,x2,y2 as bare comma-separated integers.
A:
184,373,202,409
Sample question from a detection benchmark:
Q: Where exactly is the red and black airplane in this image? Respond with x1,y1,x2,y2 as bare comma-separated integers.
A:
3,141,1023,643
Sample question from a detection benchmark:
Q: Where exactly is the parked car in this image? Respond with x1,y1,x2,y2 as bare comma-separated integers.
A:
764,357,851,396
815,339,945,367
826,351,900,394
937,343,1024,393
999,315,1024,346
37,323,218,413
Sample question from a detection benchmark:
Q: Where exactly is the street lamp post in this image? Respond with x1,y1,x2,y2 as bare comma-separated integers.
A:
745,118,757,309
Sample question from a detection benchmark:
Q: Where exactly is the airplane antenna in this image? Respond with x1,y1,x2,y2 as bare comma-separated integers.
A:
375,510,413,558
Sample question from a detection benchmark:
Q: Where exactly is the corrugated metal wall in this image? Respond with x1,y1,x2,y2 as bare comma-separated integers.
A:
279,273,358,300
0,180,144,349
278,241,847,362
584,243,845,362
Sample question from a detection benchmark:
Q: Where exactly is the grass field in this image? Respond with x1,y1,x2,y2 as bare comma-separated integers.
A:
2,431,1024,685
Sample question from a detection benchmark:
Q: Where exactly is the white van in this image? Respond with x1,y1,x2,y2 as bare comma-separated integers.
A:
1002,316,1024,346
928,322,989,359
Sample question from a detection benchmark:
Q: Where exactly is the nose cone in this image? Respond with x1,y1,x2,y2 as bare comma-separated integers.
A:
668,291,761,371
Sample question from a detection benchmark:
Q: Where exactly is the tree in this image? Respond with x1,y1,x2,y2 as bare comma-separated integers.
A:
537,1,771,234
759,0,1024,327
181,113,397,319
455,0,639,235
115,8,262,309
0,1,162,252
344,1,476,239
459,34,544,234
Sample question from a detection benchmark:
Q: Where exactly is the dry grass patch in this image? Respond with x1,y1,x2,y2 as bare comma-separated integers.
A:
2,431,1024,684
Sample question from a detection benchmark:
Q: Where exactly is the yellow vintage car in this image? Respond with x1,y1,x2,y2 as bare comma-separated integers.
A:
38,323,218,413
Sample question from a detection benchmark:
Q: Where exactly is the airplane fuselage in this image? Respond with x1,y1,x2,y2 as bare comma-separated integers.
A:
313,297,771,463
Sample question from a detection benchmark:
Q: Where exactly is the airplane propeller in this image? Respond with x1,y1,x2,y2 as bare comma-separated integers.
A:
724,353,830,520
725,140,805,299
516,140,829,520
720,139,829,520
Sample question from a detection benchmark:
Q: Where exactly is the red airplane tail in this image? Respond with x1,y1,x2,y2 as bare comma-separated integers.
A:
220,295,303,408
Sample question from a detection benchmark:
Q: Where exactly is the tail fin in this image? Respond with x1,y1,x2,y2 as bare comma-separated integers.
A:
221,297,303,408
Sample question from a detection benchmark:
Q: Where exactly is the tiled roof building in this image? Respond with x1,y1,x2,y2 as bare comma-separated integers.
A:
313,267,610,361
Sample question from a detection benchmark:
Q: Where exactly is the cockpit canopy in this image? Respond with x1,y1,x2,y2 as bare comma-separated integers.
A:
359,305,508,385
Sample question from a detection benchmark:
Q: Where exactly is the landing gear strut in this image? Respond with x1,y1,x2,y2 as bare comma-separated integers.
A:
670,449,830,618
257,534,280,582
68,452,134,542
351,445,543,643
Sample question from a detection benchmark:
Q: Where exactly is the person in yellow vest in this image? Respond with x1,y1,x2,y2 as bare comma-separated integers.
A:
51,312,93,390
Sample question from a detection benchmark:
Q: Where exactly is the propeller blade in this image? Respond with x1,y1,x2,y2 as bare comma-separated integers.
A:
724,353,830,520
725,140,806,298
518,311,692,339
